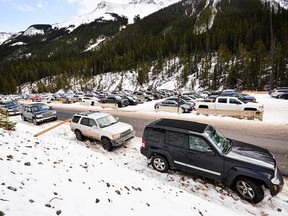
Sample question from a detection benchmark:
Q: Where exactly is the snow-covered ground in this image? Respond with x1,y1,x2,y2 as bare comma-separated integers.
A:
0,94,287,216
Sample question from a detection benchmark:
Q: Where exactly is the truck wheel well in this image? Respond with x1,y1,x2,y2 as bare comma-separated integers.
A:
198,105,208,109
244,108,257,111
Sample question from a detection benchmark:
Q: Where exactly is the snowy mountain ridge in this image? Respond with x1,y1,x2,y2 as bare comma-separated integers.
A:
1,0,288,45
52,0,180,32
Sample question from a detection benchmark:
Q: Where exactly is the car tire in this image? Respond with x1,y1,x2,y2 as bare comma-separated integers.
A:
102,138,113,151
235,177,264,204
75,130,84,141
21,114,26,121
151,155,169,173
32,118,38,125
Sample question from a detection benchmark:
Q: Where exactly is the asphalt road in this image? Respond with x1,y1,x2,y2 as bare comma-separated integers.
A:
53,106,288,176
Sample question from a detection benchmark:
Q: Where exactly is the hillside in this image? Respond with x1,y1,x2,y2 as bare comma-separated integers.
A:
0,0,288,94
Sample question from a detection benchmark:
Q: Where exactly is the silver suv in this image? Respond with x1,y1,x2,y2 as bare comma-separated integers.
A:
70,111,135,151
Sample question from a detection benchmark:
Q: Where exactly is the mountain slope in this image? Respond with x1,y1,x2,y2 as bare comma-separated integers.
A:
0,0,288,94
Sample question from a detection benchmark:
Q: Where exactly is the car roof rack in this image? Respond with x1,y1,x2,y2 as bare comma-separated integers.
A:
77,110,99,116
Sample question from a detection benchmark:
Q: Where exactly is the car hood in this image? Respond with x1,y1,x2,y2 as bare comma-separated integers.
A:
102,122,133,134
34,109,54,115
226,139,275,170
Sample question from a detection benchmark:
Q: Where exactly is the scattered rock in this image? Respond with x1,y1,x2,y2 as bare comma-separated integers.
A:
7,155,13,160
29,199,35,203
277,208,282,212
7,186,17,191
95,198,100,203
24,162,31,166
68,178,72,182
115,190,121,195
106,183,110,187
45,203,52,208
146,203,150,207
56,210,62,215
0,210,5,216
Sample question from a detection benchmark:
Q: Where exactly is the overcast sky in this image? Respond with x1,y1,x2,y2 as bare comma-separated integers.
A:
0,0,130,33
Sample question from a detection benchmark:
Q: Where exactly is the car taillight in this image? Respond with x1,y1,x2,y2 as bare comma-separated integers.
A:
141,139,146,148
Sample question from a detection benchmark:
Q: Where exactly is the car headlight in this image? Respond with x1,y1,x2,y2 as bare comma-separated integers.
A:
112,134,120,139
52,111,57,115
35,114,43,118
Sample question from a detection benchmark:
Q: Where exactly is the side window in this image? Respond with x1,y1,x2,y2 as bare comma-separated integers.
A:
80,117,89,126
229,98,238,104
146,129,162,142
218,98,227,103
164,131,186,148
88,119,96,127
188,135,210,152
72,116,81,123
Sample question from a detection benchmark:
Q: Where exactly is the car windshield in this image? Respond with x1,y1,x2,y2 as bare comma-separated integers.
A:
32,104,50,112
97,115,118,128
208,128,231,153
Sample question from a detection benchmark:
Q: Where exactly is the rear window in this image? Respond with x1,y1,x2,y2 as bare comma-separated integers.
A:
218,98,227,103
72,115,81,123
145,128,162,142
164,131,187,148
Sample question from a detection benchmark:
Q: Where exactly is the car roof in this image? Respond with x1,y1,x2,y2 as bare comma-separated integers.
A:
25,103,45,107
150,118,208,133
75,111,110,119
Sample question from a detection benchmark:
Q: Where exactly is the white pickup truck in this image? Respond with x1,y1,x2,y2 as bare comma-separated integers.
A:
194,96,264,111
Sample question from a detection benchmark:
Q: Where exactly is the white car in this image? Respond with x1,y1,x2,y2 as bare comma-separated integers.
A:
270,89,288,98
80,96,99,105
70,111,135,151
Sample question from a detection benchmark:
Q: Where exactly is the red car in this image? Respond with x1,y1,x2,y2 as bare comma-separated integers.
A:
31,95,42,102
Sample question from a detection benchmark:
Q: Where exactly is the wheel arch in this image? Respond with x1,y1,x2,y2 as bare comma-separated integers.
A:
223,167,272,193
243,107,257,111
150,151,176,170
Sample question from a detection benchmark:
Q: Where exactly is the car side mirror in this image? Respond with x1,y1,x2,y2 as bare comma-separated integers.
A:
206,149,215,155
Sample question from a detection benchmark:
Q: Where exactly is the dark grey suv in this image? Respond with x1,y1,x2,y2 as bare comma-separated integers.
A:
140,118,284,203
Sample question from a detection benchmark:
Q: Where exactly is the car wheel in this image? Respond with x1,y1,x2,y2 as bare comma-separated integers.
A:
101,138,113,151
91,101,94,106
32,118,38,125
235,177,264,204
21,114,26,121
151,155,169,173
75,130,84,141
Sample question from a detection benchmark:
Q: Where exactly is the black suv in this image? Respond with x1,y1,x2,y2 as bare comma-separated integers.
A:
99,95,129,108
140,118,284,203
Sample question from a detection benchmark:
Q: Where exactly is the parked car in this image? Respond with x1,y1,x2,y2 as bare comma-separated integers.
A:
166,96,195,109
99,95,129,108
31,95,42,102
121,95,139,105
154,100,192,113
270,89,288,98
194,96,263,111
279,92,288,99
0,100,22,116
70,111,135,151
140,118,284,203
81,96,99,106
134,91,154,102
220,91,256,102
20,103,57,125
